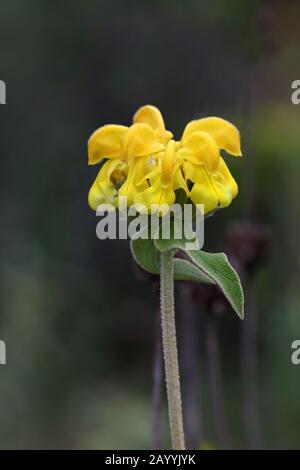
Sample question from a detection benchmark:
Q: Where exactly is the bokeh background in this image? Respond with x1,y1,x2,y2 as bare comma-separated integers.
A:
0,0,300,449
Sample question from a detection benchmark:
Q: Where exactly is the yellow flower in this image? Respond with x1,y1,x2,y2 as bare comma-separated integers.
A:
134,116,241,214
87,105,172,210
178,117,242,214
87,106,242,215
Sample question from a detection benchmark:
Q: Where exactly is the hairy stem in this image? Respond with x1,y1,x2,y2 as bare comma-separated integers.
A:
179,285,202,449
160,250,185,450
152,303,163,450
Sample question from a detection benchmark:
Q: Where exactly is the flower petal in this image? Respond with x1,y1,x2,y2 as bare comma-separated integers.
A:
182,117,242,157
161,140,176,186
173,166,189,194
88,124,128,165
118,158,149,205
101,158,125,179
133,105,173,144
135,180,175,212
88,159,126,210
179,130,220,174
88,180,117,210
211,157,238,207
134,105,165,131
184,162,219,214
122,123,165,161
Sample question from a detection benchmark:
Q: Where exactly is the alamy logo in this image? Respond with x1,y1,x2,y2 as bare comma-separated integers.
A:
291,80,300,105
0,340,6,365
291,340,300,365
95,196,204,250
0,80,6,104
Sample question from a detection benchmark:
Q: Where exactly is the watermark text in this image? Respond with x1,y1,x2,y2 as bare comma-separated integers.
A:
0,80,6,104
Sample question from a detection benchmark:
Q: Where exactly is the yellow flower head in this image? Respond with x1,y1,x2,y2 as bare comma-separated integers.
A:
178,116,242,213
87,105,171,210
87,106,242,214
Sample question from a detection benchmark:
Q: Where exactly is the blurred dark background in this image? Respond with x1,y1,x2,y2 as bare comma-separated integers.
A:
0,0,300,449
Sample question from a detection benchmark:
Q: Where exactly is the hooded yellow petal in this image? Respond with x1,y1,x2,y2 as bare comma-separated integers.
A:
179,130,220,174
133,105,173,144
134,105,165,131
211,157,238,207
88,124,128,165
122,123,165,161
183,162,218,214
182,117,242,157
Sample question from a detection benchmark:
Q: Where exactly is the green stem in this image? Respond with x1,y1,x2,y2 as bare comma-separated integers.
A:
160,250,185,450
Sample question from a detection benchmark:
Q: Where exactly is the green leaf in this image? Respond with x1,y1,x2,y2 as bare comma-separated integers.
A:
130,236,160,274
130,236,212,284
186,250,244,319
174,259,214,284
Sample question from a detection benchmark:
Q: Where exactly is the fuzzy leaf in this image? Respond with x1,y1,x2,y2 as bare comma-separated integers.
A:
174,258,214,284
130,236,212,284
186,250,244,319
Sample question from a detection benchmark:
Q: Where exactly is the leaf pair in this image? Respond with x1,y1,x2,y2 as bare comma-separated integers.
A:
130,231,244,319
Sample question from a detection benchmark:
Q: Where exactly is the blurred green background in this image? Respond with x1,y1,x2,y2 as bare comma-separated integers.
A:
0,0,300,449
